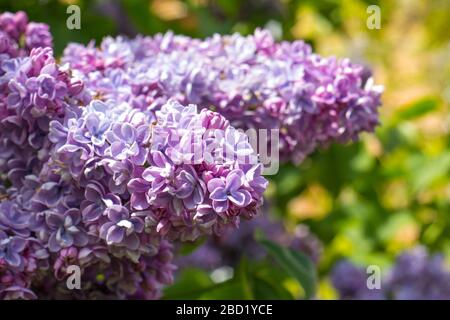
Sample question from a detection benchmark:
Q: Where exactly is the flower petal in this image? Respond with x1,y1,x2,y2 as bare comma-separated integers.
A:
106,226,125,244
212,200,228,213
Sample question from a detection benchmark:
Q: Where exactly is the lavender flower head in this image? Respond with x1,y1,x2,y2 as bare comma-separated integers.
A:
0,11,52,59
331,247,450,300
0,12,176,299
62,29,383,164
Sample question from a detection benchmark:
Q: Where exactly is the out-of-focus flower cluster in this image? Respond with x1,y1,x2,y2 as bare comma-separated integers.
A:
0,11,267,299
61,29,383,163
175,215,323,270
331,247,450,300
176,213,323,271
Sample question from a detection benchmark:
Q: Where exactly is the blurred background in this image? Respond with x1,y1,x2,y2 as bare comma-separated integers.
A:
1,0,449,299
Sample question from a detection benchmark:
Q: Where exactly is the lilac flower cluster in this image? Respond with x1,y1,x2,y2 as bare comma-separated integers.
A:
0,11,52,60
0,11,268,299
49,98,267,243
0,26,86,297
0,10,383,299
331,247,450,300
330,260,384,300
62,30,383,163
385,247,450,299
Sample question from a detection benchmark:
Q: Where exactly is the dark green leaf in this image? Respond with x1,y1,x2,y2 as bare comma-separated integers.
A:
259,239,317,299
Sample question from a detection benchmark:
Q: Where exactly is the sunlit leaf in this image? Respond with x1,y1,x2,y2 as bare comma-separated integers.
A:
393,97,440,123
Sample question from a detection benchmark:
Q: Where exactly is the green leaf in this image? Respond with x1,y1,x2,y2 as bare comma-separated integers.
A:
199,282,247,299
163,263,251,300
163,268,214,299
259,239,317,299
236,256,254,300
410,152,450,192
252,275,295,300
393,97,439,123
178,238,206,255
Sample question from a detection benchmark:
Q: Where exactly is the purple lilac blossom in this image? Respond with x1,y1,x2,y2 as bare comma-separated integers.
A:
0,11,51,60
0,10,385,300
330,260,385,300
0,11,267,299
43,94,265,296
62,29,383,164
0,12,177,299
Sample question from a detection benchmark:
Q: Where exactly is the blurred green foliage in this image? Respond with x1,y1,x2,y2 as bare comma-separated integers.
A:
1,0,448,299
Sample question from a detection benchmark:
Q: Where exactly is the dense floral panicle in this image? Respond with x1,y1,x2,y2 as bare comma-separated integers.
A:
0,188,50,300
0,12,177,299
30,240,175,299
331,247,450,300
0,10,384,300
0,11,52,60
0,63,79,297
0,179,174,299
50,97,267,243
135,100,267,240
0,46,85,188
2,91,263,298
62,29,382,163
0,14,89,298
